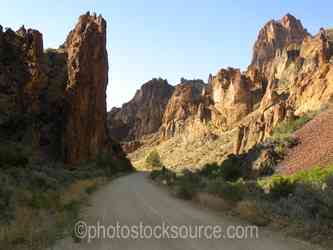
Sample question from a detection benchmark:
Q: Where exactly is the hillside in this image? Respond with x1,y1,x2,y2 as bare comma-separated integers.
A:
110,14,333,173
279,106,333,174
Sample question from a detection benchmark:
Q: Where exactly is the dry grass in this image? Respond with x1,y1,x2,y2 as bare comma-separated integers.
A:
61,179,101,205
129,129,236,172
194,192,233,211
0,178,102,250
236,201,270,226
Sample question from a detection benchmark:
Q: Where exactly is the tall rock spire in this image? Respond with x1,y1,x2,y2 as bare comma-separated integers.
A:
64,12,109,164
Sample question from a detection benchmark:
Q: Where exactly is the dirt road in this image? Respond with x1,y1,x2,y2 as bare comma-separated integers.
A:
53,173,321,250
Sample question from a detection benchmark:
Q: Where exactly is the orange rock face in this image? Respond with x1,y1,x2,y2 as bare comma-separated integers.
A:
251,13,309,75
63,13,109,164
210,68,252,128
160,80,208,139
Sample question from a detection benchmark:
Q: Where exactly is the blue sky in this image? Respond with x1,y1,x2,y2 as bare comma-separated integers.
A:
1,1,332,109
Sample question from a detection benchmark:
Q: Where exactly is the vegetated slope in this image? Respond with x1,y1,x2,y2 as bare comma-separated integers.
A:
129,129,236,171
279,106,333,174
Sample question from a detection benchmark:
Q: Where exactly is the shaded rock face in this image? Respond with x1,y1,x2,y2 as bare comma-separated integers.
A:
160,79,209,139
0,26,46,116
64,13,109,164
0,26,53,157
0,13,128,166
108,78,174,141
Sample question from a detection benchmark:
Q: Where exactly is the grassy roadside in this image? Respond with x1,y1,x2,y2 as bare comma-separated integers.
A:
150,165,333,248
0,144,133,250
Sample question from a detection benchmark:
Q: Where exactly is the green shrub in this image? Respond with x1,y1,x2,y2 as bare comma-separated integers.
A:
28,191,61,210
145,150,162,169
174,181,197,200
198,155,244,182
291,166,333,184
272,112,316,139
155,167,177,185
219,155,244,182
150,169,162,180
29,171,59,191
255,156,276,177
199,162,222,179
174,170,202,200
269,176,296,200
272,136,299,158
206,178,245,202
0,143,29,168
95,153,132,176
270,183,333,223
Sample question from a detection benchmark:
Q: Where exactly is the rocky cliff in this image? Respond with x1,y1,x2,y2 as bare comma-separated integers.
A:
160,79,209,139
250,14,309,76
0,12,128,165
64,13,109,164
124,14,333,170
108,78,174,142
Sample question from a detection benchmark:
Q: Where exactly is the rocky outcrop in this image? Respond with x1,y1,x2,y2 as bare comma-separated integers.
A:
232,14,333,155
0,25,52,159
63,13,109,164
0,26,46,117
251,14,309,75
108,78,174,141
160,79,209,139
0,12,129,166
210,68,252,128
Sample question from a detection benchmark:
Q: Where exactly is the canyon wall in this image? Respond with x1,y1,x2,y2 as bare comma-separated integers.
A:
64,13,109,164
0,12,127,165
108,78,174,142
110,14,333,167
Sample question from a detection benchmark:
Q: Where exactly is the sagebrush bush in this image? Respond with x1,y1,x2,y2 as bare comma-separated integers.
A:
150,169,162,180
269,176,296,200
149,167,176,185
219,155,244,182
173,182,196,200
291,166,333,184
96,152,132,176
236,200,270,226
205,178,245,202
173,170,202,200
198,155,244,181
198,162,222,179
272,136,299,158
145,150,162,169
269,182,333,225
